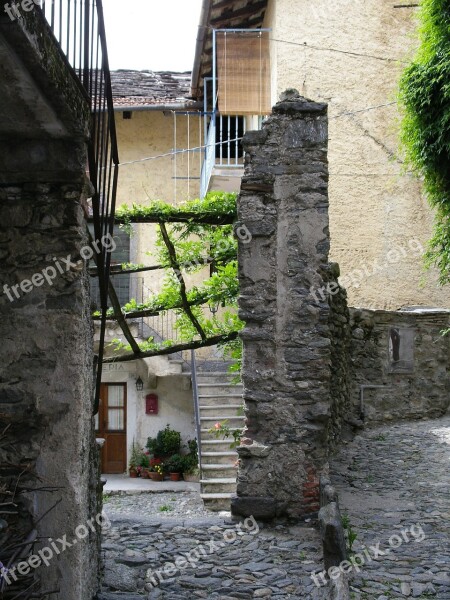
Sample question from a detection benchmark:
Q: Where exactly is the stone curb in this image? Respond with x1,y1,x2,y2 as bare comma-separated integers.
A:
319,476,351,600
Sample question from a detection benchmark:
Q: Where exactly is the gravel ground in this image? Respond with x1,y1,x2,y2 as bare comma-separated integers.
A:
103,491,217,521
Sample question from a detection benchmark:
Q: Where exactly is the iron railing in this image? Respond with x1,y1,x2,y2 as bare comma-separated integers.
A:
40,0,119,410
200,113,247,198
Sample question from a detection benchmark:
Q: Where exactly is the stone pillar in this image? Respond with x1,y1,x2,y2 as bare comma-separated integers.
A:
0,178,99,598
0,10,100,598
233,90,337,519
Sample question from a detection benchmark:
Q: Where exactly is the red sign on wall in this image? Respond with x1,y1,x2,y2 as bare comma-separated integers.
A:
145,394,158,415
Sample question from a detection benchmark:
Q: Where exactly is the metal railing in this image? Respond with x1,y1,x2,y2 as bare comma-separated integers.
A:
190,349,203,475
40,0,119,410
200,113,246,198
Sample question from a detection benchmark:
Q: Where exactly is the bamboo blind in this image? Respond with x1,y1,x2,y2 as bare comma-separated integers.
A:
216,31,271,115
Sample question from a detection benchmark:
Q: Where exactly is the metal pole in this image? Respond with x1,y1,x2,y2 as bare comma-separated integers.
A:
212,29,217,114
191,349,203,475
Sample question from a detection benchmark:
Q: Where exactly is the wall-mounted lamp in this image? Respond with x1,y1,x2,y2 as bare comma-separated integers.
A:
135,376,144,391
208,301,219,316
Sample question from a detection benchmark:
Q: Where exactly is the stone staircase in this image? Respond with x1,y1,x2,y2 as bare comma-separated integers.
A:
196,372,244,511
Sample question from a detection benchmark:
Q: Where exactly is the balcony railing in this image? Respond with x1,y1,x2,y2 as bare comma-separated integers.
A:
201,114,247,198
40,0,119,409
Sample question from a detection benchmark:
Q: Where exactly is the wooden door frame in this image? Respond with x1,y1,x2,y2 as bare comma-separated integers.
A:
97,382,128,474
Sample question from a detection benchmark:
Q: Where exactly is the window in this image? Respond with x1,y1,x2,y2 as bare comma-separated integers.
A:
215,114,245,160
88,225,131,310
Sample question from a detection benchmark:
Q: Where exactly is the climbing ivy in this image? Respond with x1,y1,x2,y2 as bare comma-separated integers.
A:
115,191,237,233
399,0,450,284
104,192,244,369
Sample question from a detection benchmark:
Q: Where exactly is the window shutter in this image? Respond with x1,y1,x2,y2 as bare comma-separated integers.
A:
216,31,271,116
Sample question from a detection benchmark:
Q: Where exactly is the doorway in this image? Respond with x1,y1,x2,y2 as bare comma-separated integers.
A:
95,383,127,473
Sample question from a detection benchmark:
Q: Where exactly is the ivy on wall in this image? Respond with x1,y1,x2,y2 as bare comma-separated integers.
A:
399,0,450,285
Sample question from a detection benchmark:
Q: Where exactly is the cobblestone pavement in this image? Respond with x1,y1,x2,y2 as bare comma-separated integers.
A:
99,492,326,599
330,415,450,600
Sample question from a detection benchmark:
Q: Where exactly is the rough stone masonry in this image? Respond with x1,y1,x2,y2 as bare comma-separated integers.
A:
233,90,345,519
232,90,450,520
0,8,101,599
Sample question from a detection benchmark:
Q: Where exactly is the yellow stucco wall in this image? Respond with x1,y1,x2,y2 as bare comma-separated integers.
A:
264,0,448,309
114,109,216,357
115,109,204,301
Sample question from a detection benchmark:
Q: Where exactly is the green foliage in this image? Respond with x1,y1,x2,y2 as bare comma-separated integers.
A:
182,439,199,474
103,191,244,372
208,419,243,449
166,453,184,473
116,191,237,233
129,439,141,469
146,425,181,457
341,514,357,553
399,0,450,284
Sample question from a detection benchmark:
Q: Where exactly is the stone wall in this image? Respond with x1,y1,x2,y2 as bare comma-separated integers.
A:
234,90,347,519
0,181,99,598
349,308,450,424
234,90,450,520
0,9,100,598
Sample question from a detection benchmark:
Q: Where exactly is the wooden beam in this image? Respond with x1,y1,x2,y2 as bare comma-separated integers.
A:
211,0,267,23
104,332,239,363
88,213,235,225
159,222,207,341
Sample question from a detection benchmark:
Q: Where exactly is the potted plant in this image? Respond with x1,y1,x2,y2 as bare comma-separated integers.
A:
166,454,184,481
146,425,181,460
182,439,199,482
149,463,164,481
129,440,141,477
138,453,150,478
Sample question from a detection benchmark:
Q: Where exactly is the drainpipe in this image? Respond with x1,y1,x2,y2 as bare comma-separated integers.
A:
190,0,212,99
359,385,390,417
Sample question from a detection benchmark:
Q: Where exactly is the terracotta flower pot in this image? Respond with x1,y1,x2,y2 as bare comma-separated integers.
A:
149,472,164,481
183,473,199,482
129,469,138,478
169,473,181,481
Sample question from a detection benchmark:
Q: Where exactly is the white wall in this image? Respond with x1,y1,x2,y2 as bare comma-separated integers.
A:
101,361,195,469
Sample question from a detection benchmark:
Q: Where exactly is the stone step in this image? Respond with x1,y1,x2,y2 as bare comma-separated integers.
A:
198,393,243,398
197,383,244,396
200,477,236,484
200,415,245,422
200,492,233,499
201,451,237,465
200,492,233,511
197,382,242,387
196,376,236,385
202,439,237,452
201,427,242,440
201,463,238,478
197,396,243,407
199,404,242,411
200,478,236,494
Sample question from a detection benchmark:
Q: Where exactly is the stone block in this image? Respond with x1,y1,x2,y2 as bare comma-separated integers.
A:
231,496,277,519
318,502,347,570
